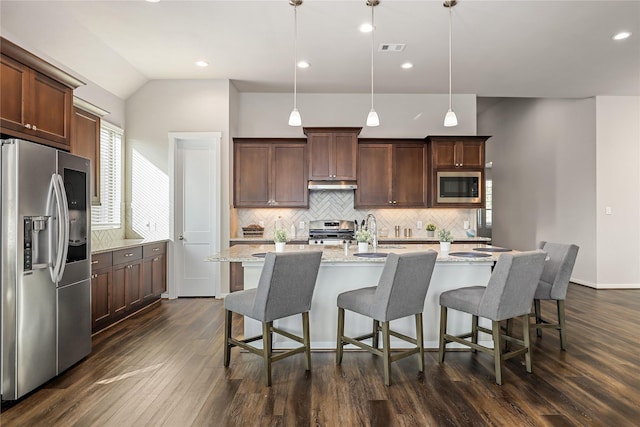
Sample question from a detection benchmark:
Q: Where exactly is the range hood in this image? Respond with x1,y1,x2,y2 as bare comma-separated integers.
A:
308,180,357,190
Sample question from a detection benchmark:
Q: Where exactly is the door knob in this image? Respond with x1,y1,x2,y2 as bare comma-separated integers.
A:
178,234,184,240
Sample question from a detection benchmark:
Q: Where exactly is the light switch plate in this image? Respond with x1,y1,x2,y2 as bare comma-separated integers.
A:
417,220,423,229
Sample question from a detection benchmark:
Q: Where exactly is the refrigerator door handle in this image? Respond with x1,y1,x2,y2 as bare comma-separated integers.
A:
47,174,62,282
55,173,70,282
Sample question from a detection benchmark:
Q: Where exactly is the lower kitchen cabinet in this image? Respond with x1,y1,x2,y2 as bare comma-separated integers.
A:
91,241,167,334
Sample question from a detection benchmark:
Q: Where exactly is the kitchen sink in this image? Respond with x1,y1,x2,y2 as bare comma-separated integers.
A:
448,251,492,258
353,252,388,258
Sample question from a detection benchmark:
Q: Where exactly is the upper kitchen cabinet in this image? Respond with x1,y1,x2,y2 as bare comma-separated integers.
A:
0,38,84,150
71,99,109,206
356,139,426,208
427,135,488,170
234,138,308,208
304,127,361,181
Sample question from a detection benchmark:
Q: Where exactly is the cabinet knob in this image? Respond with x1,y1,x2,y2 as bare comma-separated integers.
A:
388,201,393,204
32,125,37,131
178,235,184,241
91,260,99,265
124,253,134,257
393,200,397,204
24,124,32,130
153,248,160,252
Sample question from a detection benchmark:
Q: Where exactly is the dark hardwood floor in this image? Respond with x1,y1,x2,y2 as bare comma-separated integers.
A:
2,284,639,426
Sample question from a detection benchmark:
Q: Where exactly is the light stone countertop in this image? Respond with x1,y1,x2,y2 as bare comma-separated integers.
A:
206,242,508,263
91,238,169,255
230,236,492,244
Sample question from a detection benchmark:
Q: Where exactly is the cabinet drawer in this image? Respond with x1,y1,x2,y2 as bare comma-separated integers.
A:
143,242,166,258
112,246,142,265
91,252,112,269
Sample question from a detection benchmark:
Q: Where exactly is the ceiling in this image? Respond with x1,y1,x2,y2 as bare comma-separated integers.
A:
1,0,639,100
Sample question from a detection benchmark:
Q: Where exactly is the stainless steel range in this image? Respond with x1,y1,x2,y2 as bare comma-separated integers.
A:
308,220,355,246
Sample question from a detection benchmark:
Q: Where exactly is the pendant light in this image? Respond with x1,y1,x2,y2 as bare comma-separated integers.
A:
366,0,380,127
443,0,458,127
288,0,303,126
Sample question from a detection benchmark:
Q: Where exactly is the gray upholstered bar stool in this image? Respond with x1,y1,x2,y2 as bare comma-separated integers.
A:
532,241,579,350
438,251,547,385
223,251,322,386
336,251,438,386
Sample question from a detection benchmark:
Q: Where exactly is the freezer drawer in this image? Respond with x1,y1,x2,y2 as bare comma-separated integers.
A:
57,279,91,373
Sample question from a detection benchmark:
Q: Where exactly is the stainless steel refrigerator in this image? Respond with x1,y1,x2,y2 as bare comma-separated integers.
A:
1,138,91,401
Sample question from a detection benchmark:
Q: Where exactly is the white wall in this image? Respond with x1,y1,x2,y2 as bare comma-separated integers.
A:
479,98,597,286
237,93,477,137
595,96,640,288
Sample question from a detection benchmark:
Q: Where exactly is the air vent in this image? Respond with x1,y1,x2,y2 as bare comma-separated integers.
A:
378,43,405,52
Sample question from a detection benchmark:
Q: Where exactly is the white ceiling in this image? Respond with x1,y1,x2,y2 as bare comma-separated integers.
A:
1,0,639,100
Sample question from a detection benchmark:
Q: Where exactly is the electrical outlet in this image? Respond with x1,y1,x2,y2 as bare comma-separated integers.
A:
299,221,305,229
417,220,423,229
605,207,612,215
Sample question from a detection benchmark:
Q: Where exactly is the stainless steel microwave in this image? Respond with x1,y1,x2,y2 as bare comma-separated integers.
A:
437,171,481,203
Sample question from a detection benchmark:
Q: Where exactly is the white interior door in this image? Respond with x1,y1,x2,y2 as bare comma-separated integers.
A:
171,132,221,297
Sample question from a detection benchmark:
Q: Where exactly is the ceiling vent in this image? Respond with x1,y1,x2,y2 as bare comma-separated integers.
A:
378,43,405,52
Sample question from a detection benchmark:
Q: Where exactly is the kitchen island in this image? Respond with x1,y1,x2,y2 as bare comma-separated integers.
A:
207,243,506,349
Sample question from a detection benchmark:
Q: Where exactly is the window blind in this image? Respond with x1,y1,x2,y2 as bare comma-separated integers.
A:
91,121,122,228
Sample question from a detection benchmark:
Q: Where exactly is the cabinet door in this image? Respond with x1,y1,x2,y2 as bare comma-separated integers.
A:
71,107,100,205
0,54,28,132
234,144,270,207
431,141,457,169
142,258,154,302
458,140,484,168
333,133,357,180
151,254,167,295
91,268,112,331
125,261,143,310
272,144,307,207
393,145,426,206
356,144,392,207
112,264,128,317
30,70,71,147
308,133,332,180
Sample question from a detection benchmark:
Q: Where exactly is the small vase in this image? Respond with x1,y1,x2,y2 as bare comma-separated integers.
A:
275,242,286,252
358,242,369,253
439,241,451,253
427,230,435,238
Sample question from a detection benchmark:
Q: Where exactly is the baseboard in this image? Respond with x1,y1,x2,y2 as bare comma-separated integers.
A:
571,279,640,290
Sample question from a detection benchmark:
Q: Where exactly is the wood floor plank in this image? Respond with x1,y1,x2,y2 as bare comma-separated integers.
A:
2,284,640,426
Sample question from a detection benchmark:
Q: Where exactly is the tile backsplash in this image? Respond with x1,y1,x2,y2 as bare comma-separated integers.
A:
235,191,478,240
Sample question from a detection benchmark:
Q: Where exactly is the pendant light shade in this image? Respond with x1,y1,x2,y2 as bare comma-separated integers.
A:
366,0,380,127
444,0,458,127
288,0,302,126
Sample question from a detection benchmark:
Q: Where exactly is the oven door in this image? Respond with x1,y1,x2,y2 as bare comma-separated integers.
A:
437,171,481,203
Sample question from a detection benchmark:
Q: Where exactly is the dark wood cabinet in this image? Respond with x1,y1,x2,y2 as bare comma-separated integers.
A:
92,242,167,334
427,136,486,170
71,106,101,205
90,252,113,332
233,138,308,208
304,127,360,181
426,135,490,208
356,140,426,208
142,242,167,300
0,39,83,150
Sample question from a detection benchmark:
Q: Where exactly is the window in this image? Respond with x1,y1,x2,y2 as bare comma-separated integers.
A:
91,121,122,228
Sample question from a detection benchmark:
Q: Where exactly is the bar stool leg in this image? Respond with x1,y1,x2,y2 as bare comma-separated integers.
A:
224,309,232,367
522,314,532,373
302,312,311,371
372,320,380,350
415,313,424,372
557,300,567,350
336,308,345,364
472,315,479,353
438,306,448,363
534,299,542,337
382,321,391,386
492,320,503,385
263,321,273,386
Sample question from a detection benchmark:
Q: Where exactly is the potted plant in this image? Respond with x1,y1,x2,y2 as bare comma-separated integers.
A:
273,228,288,252
438,228,453,253
355,229,371,253
425,223,436,238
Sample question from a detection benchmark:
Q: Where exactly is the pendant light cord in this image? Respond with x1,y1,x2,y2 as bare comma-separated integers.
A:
370,4,375,110
293,4,298,110
448,4,453,110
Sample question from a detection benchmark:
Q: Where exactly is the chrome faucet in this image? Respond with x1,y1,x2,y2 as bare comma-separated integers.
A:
366,213,378,251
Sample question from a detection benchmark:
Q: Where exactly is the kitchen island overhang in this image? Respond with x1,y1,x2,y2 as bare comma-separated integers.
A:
207,244,503,349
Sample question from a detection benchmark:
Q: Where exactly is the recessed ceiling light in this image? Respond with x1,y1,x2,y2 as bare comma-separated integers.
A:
612,31,632,41
195,60,209,67
146,0,160,3
359,23,373,33
401,62,413,69
297,61,310,69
